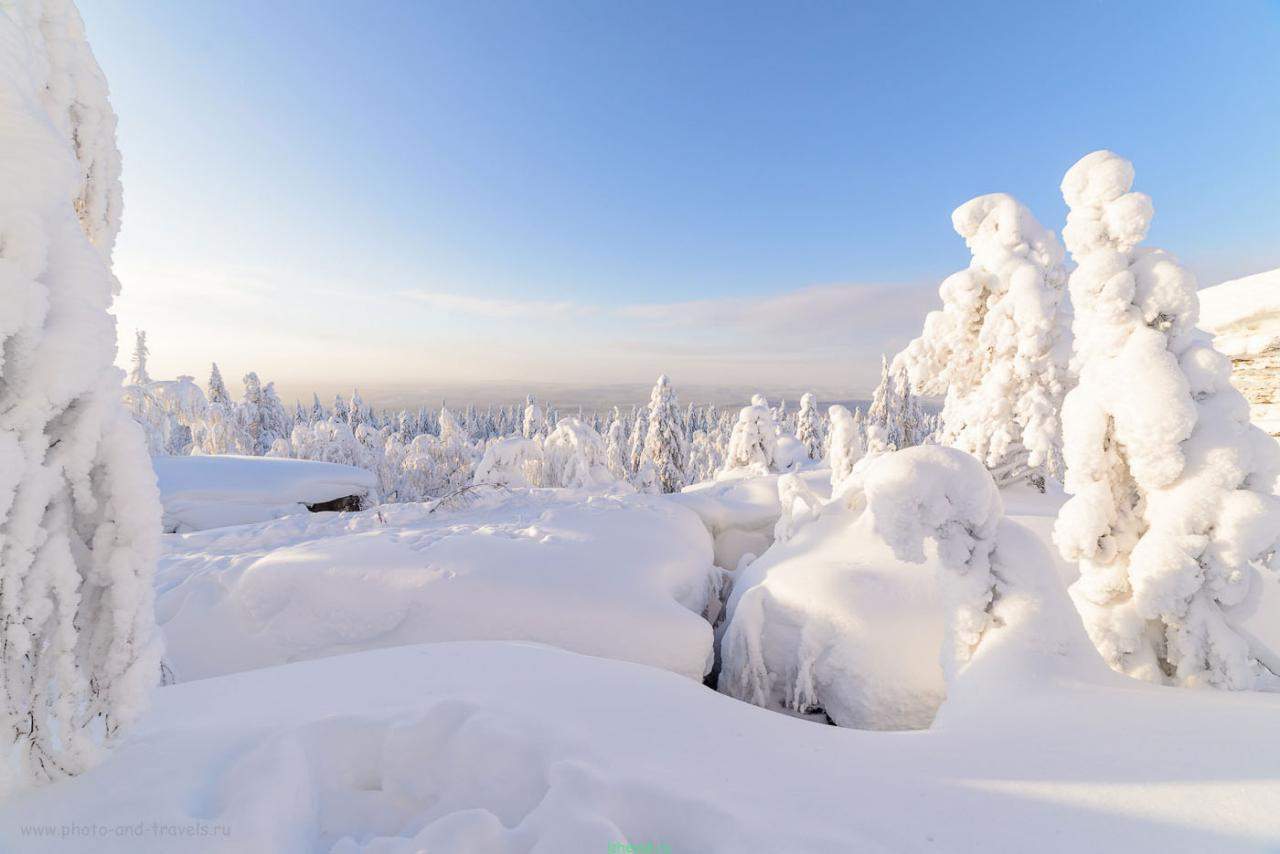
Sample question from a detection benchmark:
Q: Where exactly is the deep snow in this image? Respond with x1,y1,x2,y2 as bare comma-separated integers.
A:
154,488,721,682
154,455,378,532
2,641,1278,853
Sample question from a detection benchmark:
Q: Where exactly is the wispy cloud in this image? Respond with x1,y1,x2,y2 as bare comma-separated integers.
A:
397,290,597,320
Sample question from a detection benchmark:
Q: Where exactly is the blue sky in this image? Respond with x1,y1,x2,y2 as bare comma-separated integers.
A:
81,0,1280,399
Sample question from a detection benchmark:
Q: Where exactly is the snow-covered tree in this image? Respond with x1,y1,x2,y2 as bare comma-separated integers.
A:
258,381,291,456
128,330,150,386
898,193,1069,488
865,357,900,453
474,437,544,488
795,393,823,460
642,375,688,493
1053,150,1280,690
628,407,648,476
522,395,546,440
827,404,865,492
721,398,779,476
0,1,160,785
604,418,628,481
206,362,230,407
544,418,615,489
239,371,267,454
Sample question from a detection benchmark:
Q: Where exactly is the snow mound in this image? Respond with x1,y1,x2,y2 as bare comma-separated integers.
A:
3,641,1278,853
154,455,378,532
1198,268,1280,435
155,489,720,682
1199,268,1280,347
720,446,1117,729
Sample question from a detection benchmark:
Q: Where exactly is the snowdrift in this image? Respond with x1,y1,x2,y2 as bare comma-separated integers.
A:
1199,268,1280,436
3,641,1277,853
155,489,720,682
154,455,378,532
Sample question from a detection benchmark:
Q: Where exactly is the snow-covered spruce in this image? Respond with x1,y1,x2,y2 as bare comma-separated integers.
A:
1053,150,1280,690
544,417,617,490
641,375,688,494
898,193,1069,488
795,392,823,461
721,397,779,476
865,356,925,454
826,404,865,494
0,0,161,787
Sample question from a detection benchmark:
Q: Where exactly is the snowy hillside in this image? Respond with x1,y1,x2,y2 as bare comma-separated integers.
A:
1199,268,1280,436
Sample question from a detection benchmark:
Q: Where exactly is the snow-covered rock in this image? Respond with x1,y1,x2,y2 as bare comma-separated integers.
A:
3,640,1278,853
718,446,1115,729
154,489,720,682
1199,268,1280,436
154,455,378,532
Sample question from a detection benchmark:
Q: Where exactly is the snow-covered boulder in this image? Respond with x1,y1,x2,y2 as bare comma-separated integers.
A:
154,490,720,682
719,446,1110,729
1199,268,1280,436
154,455,377,532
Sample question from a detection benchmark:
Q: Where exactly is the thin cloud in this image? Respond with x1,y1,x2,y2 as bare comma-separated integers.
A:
397,290,597,320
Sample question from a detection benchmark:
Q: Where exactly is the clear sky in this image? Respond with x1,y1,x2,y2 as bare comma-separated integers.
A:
80,0,1280,401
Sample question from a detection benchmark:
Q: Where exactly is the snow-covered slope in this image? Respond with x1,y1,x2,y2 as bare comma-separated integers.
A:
3,641,1278,853
1199,268,1280,436
155,489,721,682
153,455,378,531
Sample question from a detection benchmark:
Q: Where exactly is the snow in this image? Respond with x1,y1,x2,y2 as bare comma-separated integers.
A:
153,455,377,532
153,489,720,682
4,640,1279,853
672,470,830,570
1199,268,1280,347
1198,268,1280,435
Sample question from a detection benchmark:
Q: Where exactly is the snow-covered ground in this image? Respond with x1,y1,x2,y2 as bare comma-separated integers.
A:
154,455,378,532
155,488,721,682
3,640,1278,853
5,462,1260,852
1199,268,1280,435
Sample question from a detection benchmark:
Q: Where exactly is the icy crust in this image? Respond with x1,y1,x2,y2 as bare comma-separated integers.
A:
154,489,721,682
4,641,1279,854
153,455,378,532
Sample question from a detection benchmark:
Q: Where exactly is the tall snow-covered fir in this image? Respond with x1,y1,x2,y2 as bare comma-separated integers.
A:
1053,151,1280,690
128,330,151,386
898,193,1069,488
795,393,823,461
642,375,688,494
0,0,161,787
